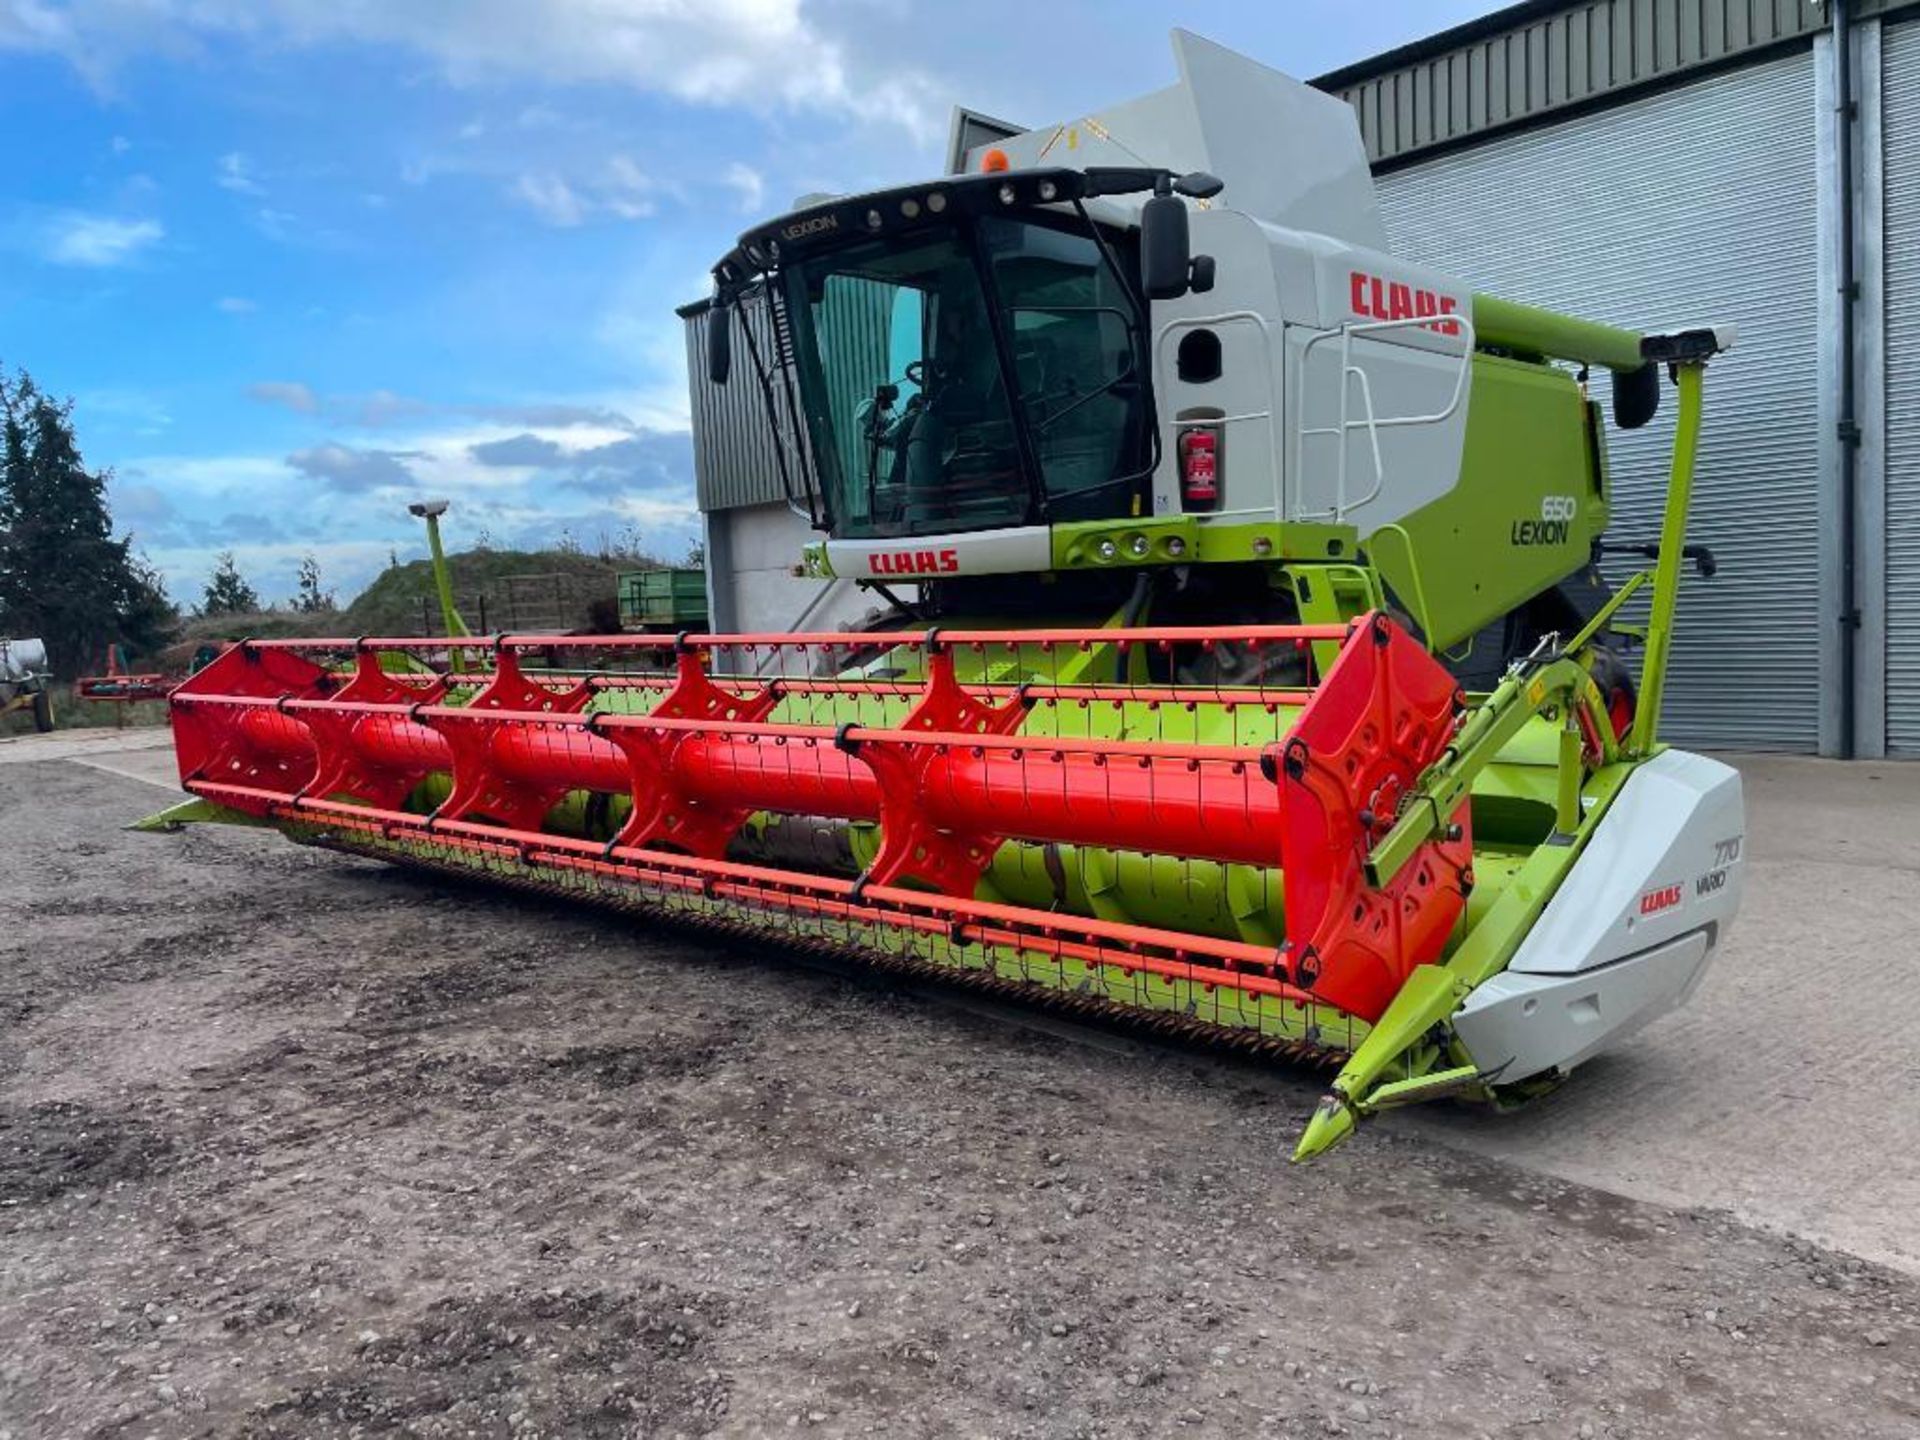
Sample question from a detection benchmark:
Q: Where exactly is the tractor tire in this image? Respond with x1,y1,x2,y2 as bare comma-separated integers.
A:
31,688,54,733
1589,646,1636,741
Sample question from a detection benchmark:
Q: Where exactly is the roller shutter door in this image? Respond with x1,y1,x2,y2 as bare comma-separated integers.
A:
1374,50,1821,751
1884,20,1920,754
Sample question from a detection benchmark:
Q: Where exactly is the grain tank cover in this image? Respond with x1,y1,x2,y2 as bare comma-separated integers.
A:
963,28,1388,252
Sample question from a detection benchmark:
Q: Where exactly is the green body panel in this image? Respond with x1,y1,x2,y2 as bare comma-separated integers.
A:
1295,963,1466,1159
1471,293,1645,373
126,797,268,832
1369,353,1608,651
1048,517,1364,572
1286,563,1384,677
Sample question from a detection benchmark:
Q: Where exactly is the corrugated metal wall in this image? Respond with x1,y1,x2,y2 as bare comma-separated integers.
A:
1376,49,1822,750
812,277,895,510
1322,0,1829,164
683,283,893,515
682,301,793,513
1883,19,1920,752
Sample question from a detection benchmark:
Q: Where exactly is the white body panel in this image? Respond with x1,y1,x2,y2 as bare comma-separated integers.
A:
968,30,1387,250
953,29,1480,540
825,525,1051,580
1506,748,1745,976
1452,931,1713,1083
707,504,899,636
1453,750,1746,1082
1145,210,1478,532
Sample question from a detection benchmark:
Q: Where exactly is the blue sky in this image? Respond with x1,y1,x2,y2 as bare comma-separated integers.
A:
0,0,1499,608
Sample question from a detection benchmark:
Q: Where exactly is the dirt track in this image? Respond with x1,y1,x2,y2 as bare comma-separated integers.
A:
3,758,1919,1439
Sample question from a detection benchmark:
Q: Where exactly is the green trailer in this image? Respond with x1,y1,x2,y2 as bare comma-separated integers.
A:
618,568,708,631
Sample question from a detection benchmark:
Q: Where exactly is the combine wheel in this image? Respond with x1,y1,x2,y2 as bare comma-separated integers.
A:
31,688,54,733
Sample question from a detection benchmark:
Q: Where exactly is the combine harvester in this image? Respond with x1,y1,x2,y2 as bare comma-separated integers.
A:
151,34,1745,1157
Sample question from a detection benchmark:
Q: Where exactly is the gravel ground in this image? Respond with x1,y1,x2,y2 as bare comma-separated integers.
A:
2,759,1917,1440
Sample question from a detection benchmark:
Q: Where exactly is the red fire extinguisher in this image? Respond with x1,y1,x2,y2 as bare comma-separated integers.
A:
1179,428,1219,511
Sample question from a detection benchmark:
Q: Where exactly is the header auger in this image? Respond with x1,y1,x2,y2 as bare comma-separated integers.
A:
147,32,1746,1157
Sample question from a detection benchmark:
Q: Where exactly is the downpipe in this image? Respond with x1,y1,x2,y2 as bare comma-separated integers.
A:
1835,0,1861,757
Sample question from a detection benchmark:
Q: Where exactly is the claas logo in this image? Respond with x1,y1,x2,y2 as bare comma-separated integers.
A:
1638,884,1683,916
1349,270,1461,336
867,548,960,576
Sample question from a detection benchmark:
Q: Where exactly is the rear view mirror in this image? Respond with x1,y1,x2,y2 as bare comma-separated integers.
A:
1612,362,1658,430
708,300,733,385
1082,166,1161,198
1141,192,1191,301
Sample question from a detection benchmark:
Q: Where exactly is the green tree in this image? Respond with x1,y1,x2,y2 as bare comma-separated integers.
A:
202,552,261,615
0,367,177,674
290,553,335,613
121,552,178,652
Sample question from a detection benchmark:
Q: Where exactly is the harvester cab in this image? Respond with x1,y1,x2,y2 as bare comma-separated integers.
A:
705,29,1684,683
151,31,1746,1161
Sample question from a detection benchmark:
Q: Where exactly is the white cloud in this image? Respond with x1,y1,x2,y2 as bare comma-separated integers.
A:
216,150,263,195
121,393,704,604
119,453,295,500
2,0,937,135
510,172,588,227
252,206,296,241
286,442,424,492
247,380,319,413
41,212,164,267
355,390,428,427
242,383,464,429
217,295,256,314
722,161,765,215
79,388,173,436
0,2,74,53
510,159,657,227
110,134,131,155
601,155,655,220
